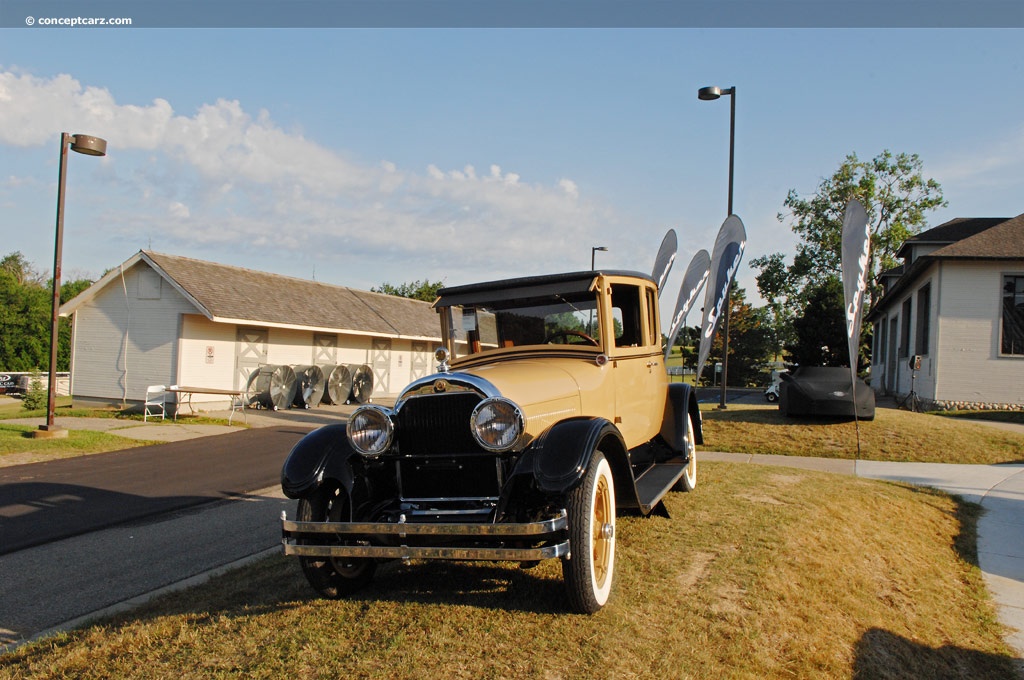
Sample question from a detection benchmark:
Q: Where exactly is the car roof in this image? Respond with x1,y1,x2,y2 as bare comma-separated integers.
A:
435,270,654,308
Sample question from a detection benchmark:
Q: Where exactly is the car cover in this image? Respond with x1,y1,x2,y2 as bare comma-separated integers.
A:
778,366,875,420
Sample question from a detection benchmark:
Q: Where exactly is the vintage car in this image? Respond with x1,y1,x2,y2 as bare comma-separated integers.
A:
280,270,703,613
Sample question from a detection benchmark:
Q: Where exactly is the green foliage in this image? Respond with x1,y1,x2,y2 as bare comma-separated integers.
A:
21,371,46,411
371,279,445,303
751,150,946,316
702,286,775,386
786,277,850,367
0,251,92,372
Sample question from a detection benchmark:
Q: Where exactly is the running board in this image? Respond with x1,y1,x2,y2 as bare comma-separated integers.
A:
634,457,689,514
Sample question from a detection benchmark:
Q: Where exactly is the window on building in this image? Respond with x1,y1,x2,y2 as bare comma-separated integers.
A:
875,319,887,366
899,298,912,358
1002,275,1024,356
915,284,931,356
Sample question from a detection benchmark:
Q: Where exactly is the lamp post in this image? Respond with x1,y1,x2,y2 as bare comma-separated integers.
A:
35,133,107,439
591,245,607,270
698,85,735,410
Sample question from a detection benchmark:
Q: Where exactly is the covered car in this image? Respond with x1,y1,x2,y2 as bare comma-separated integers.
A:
778,366,875,420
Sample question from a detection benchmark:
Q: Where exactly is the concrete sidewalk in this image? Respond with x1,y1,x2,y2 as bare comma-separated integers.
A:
704,450,1024,659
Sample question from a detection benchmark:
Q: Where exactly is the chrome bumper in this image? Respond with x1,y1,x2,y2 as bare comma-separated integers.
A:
281,510,570,562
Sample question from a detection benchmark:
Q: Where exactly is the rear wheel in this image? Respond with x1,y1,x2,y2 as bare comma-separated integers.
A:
297,484,376,598
672,411,698,492
562,451,616,613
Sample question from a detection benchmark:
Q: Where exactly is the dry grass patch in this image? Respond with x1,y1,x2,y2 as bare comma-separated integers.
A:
1,463,1016,679
700,404,1024,464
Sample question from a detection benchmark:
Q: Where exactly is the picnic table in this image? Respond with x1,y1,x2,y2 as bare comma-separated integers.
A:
168,385,247,424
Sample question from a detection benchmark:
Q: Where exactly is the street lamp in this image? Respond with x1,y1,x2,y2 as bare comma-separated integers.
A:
35,133,107,439
591,246,608,270
698,85,736,410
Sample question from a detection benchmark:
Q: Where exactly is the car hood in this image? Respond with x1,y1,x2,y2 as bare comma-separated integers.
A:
458,358,604,437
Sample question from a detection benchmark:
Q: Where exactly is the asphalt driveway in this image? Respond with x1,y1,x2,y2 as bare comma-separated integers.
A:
0,425,312,555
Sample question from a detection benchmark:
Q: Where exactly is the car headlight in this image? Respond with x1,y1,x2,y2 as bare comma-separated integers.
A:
471,397,524,452
346,405,394,456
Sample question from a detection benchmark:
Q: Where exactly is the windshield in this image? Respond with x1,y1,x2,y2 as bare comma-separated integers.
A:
443,290,601,358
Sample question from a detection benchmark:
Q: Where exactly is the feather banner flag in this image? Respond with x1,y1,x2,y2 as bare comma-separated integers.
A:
665,249,711,359
651,229,678,295
841,199,870,387
696,215,746,381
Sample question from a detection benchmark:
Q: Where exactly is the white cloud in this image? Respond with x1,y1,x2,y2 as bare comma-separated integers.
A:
0,70,633,284
931,123,1024,189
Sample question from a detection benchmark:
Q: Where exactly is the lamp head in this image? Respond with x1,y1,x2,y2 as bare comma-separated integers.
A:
697,86,722,101
69,134,107,157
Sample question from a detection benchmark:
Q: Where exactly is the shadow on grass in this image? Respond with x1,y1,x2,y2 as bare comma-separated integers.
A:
702,405,856,427
936,411,1024,426
103,556,570,635
853,627,1019,679
348,559,571,614
893,483,984,569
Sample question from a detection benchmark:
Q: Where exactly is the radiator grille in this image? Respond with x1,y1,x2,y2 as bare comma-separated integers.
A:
395,392,483,455
394,392,500,499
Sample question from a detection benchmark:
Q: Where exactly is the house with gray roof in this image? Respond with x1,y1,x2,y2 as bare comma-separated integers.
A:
866,214,1024,409
60,251,442,411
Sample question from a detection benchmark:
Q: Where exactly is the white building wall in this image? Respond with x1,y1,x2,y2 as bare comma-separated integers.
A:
266,327,317,367
176,314,238,408
70,262,195,404
934,261,1024,405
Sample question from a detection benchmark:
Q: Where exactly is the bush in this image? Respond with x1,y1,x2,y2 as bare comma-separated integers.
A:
22,371,47,411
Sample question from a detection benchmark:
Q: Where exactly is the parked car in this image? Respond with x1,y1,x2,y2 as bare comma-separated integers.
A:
280,270,703,613
778,366,875,419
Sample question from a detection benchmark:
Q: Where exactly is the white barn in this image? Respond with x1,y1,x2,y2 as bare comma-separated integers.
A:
867,214,1024,410
60,251,442,411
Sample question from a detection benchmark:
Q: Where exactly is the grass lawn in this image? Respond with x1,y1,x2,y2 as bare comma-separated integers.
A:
0,397,239,466
0,424,156,466
1,463,1016,678
700,403,1024,465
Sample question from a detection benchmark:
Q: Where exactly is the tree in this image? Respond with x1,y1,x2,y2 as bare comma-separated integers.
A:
751,150,945,316
0,252,92,372
701,286,775,387
58,278,94,371
786,277,866,368
0,261,50,371
1,252,45,286
372,279,444,303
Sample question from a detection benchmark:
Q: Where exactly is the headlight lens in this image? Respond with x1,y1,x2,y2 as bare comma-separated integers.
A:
471,397,524,452
346,405,394,456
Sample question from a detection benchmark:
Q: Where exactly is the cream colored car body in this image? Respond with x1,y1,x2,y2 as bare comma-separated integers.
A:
280,269,701,614
439,273,668,449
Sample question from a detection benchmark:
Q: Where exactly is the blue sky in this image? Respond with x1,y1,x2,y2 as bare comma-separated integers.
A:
2,23,1022,324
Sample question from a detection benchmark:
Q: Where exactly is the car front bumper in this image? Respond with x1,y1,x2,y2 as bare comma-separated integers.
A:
281,509,570,562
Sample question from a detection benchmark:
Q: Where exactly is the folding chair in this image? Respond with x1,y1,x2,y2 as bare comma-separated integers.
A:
143,384,167,422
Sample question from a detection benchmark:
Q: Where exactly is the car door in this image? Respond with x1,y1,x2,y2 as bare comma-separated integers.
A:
607,279,667,449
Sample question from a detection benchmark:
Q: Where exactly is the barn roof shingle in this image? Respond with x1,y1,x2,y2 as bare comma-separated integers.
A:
64,251,441,340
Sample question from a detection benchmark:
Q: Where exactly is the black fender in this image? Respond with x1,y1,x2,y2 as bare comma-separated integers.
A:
280,423,359,500
660,382,703,452
507,417,636,506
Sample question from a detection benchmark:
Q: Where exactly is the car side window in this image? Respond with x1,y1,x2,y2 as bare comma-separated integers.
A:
611,284,643,347
645,286,658,347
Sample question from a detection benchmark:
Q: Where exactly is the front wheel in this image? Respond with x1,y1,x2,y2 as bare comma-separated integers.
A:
562,451,616,613
672,411,698,492
296,484,376,598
